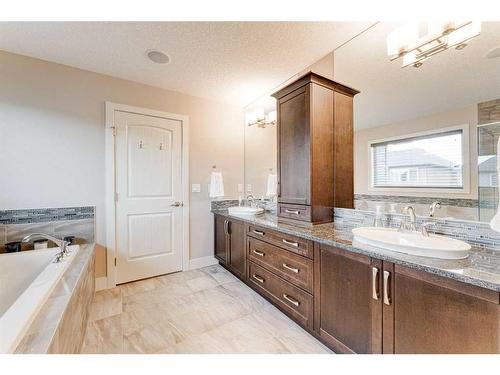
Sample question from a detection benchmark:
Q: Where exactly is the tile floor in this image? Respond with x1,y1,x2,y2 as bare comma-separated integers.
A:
81,264,331,354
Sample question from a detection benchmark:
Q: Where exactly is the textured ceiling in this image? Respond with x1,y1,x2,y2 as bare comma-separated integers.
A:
0,22,372,107
334,22,500,129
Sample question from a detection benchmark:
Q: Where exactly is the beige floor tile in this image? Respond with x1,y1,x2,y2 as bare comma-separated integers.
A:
81,315,123,354
185,275,219,293
81,265,329,354
88,287,122,322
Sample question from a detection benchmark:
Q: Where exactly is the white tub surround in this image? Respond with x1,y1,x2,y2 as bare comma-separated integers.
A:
0,246,81,353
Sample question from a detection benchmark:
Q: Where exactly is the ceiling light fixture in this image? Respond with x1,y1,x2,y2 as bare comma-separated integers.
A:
146,49,170,64
387,22,481,68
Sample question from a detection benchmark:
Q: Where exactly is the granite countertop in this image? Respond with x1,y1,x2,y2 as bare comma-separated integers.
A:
213,210,500,292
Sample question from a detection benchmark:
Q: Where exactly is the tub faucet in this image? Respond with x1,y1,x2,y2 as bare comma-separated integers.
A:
21,233,69,262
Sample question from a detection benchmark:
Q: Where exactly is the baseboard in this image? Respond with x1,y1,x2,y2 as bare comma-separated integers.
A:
189,255,219,270
95,276,108,291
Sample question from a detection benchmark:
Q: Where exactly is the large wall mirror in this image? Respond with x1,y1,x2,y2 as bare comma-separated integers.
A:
244,22,500,222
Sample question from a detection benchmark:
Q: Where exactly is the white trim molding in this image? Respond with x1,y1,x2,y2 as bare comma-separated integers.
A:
189,256,219,270
104,102,190,289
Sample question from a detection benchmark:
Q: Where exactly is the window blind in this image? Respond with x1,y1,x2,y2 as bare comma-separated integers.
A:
371,130,464,188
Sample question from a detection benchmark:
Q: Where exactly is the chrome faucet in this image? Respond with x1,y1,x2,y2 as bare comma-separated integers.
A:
246,194,255,207
22,233,69,262
429,201,441,217
400,206,417,232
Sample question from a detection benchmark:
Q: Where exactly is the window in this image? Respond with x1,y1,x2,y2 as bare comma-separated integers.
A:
371,129,464,189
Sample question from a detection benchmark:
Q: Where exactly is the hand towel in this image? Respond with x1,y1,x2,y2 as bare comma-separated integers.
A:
209,171,225,198
490,138,500,231
266,173,278,197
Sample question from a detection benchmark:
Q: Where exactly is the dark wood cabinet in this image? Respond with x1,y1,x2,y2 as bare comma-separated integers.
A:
227,219,246,280
213,214,246,280
315,243,500,354
389,265,500,354
272,72,359,225
314,243,382,353
214,214,228,264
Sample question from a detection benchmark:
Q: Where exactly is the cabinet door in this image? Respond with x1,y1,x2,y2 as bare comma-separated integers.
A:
214,215,227,264
392,265,500,354
228,219,246,280
315,244,382,353
277,85,310,205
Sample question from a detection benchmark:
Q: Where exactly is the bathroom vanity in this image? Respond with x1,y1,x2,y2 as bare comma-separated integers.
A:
213,211,500,354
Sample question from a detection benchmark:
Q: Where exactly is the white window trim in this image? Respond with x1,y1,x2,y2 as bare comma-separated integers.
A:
367,124,470,195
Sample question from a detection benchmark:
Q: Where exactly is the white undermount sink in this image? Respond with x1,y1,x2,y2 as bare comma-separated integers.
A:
228,206,264,216
352,227,471,260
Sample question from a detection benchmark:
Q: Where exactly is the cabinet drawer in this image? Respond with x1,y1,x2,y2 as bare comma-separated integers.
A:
278,203,311,222
248,261,313,330
247,224,313,259
248,237,313,293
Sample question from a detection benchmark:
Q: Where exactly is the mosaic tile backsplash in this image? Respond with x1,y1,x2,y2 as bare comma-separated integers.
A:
334,207,500,249
0,206,95,252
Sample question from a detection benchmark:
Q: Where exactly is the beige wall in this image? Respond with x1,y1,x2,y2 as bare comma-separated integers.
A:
0,51,244,277
354,104,478,200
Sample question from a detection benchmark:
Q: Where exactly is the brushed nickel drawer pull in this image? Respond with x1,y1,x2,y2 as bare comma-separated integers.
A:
282,294,300,307
252,274,265,283
282,239,299,247
285,209,300,215
383,270,391,305
252,250,265,257
282,263,299,273
252,229,265,236
372,267,379,301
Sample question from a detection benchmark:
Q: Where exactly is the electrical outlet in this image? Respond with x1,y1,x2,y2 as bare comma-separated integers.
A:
191,183,201,193
237,184,243,193
247,183,252,192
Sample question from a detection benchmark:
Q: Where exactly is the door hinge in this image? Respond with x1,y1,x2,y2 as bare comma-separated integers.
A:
114,192,119,202
114,258,117,267
110,126,117,136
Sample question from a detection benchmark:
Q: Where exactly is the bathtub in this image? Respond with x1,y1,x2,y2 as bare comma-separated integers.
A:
0,245,80,353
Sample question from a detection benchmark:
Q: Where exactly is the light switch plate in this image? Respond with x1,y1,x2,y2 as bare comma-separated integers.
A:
191,183,201,193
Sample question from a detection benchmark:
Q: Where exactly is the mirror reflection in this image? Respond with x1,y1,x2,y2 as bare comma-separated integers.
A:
244,21,500,222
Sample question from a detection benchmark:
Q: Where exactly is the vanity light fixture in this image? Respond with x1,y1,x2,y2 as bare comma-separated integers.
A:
245,108,276,128
387,21,481,68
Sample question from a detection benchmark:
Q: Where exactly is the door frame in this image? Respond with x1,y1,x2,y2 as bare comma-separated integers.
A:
104,101,190,288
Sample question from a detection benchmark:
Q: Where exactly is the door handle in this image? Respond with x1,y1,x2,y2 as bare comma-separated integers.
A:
171,201,184,207
383,270,391,305
252,250,265,257
372,267,379,300
223,220,228,235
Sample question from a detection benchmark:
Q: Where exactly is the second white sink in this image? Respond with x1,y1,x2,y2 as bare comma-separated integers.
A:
228,206,264,216
352,227,470,260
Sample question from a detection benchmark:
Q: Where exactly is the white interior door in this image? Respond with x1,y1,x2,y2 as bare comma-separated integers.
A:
114,110,183,284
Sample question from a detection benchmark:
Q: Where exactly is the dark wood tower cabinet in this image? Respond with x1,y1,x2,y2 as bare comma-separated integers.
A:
315,243,500,354
272,72,359,225
213,214,246,280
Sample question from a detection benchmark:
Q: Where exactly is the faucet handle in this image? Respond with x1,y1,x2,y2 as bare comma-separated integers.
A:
429,201,442,217
421,222,435,237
